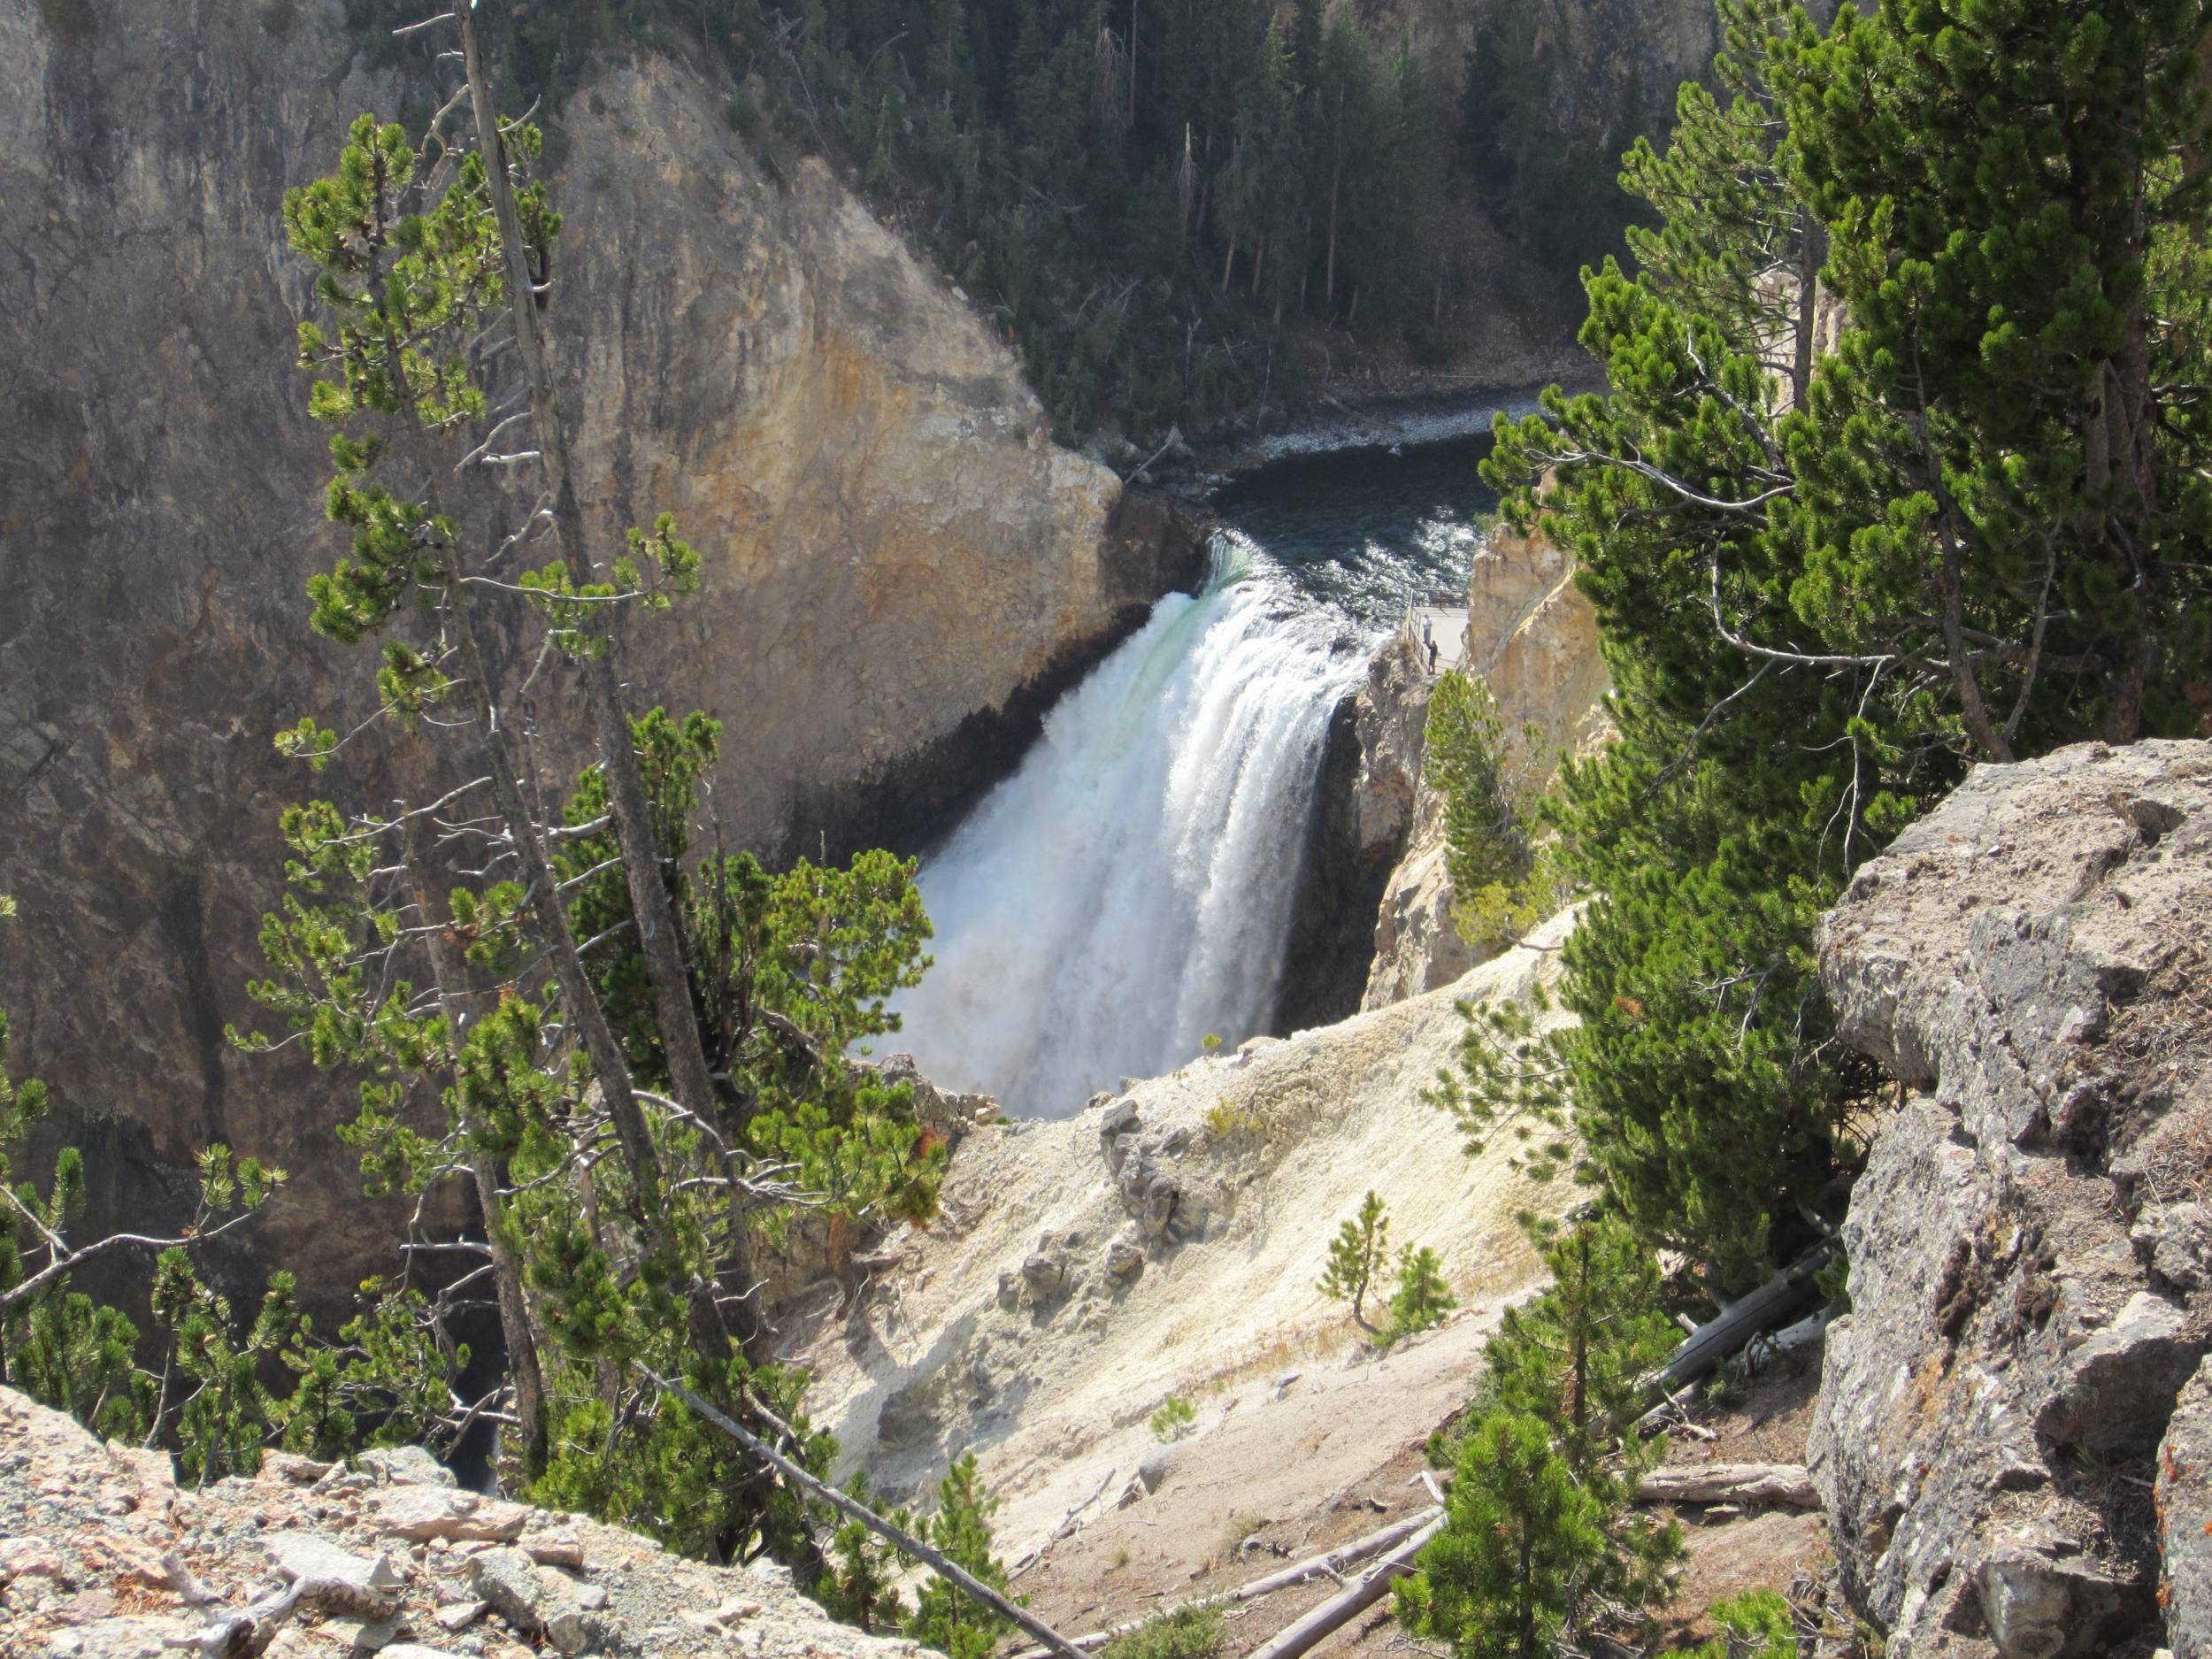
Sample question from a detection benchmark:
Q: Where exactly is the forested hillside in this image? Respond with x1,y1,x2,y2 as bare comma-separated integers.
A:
344,0,1653,441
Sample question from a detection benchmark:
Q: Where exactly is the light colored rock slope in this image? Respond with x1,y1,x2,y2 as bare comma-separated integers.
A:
790,910,1578,1558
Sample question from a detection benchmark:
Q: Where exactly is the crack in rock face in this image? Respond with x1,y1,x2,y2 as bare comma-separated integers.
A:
1812,739,2212,1659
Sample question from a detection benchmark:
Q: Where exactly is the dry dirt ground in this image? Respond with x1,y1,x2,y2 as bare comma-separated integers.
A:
1007,1341,1828,1659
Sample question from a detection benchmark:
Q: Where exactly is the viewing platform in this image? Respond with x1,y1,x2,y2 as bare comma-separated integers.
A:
1400,605,1469,679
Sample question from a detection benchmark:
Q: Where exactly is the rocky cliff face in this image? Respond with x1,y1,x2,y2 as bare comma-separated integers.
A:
0,2,1192,1307
1360,517,1610,1010
1813,740,2212,1659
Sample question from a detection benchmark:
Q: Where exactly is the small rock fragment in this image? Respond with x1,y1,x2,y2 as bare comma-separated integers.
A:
357,1447,458,1489
433,1600,487,1632
369,1486,529,1543
320,1616,401,1652
259,1452,335,1485
468,1547,603,1655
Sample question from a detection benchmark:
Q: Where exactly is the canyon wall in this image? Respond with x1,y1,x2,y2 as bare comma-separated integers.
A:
1356,517,1611,1012
0,1,1192,1306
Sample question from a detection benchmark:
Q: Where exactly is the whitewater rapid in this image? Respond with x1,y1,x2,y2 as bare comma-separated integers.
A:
888,537,1367,1117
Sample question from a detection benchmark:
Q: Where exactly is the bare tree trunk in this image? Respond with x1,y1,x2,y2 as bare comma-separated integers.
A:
655,1371,1092,1659
1127,0,1138,129
1636,1463,1819,1509
1221,226,1238,291
1241,1520,1442,1659
355,126,730,1374
456,5,764,1352
1325,162,1340,306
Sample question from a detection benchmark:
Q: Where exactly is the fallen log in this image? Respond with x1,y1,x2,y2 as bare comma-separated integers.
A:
1642,1246,1833,1397
1635,1463,1819,1510
1005,1508,1442,1659
1239,1517,1442,1659
1229,1509,1438,1604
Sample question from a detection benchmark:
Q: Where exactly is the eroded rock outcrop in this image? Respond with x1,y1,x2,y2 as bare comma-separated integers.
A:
0,1385,929,1659
1361,518,1610,1010
0,3,1192,1306
1812,739,2212,1658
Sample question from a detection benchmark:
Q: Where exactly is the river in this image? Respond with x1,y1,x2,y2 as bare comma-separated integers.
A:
889,404,1520,1117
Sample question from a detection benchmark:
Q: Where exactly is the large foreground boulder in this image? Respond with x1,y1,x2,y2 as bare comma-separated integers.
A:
1813,740,2212,1658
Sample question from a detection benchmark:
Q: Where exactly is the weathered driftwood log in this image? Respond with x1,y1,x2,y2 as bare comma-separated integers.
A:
1635,1462,1820,1509
1006,1508,1444,1659
1239,1517,1443,1659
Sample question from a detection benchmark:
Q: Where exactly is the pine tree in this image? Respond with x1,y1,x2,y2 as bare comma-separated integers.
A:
242,26,949,1562
905,1455,1016,1659
1394,1409,1607,1659
1383,1246,1455,1343
817,1471,916,1632
1420,672,1543,956
1317,1190,1390,1325
1482,0,2212,1289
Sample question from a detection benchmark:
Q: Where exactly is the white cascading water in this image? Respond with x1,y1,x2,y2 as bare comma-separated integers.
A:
888,534,1366,1117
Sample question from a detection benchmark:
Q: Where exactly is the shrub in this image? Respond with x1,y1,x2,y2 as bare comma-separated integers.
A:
1381,1246,1455,1344
1102,1606,1225,1659
1694,1590,1796,1659
1149,1397,1196,1440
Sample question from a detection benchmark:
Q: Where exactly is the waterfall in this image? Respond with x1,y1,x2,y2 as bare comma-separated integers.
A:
889,535,1365,1118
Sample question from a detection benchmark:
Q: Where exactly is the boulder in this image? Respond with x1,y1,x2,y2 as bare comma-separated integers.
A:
356,1446,457,1489
876,1384,939,1450
1977,1532,2136,1659
2034,1291,2202,1455
265,1532,405,1618
366,1486,531,1544
1099,1101,1141,1171
1020,1253,1068,1299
